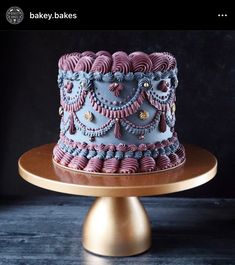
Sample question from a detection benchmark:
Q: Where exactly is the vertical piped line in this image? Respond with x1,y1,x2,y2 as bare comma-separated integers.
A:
114,118,122,139
69,112,76,135
159,112,166,132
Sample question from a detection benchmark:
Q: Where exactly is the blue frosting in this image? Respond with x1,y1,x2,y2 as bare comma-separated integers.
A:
124,151,134,158
115,151,124,159
58,69,178,146
58,69,178,83
86,150,97,159
158,148,165,155
106,151,115,159
97,151,106,159
57,139,180,160
79,149,88,157
144,150,152,157
134,151,143,159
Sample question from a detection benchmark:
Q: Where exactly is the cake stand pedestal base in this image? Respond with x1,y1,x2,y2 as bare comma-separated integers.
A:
82,197,151,256
18,144,217,257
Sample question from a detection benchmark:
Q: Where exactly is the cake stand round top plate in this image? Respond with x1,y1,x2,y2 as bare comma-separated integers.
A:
18,144,217,197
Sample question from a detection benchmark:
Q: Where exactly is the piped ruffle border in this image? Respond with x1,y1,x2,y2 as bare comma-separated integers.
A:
53,132,185,174
58,68,178,84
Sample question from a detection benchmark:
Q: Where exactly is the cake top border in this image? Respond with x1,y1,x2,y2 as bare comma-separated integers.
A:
58,51,177,74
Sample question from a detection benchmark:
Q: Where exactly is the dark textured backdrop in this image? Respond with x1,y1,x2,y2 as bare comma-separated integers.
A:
1,30,235,197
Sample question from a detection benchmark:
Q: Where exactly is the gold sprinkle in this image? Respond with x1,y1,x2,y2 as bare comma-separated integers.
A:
84,111,94,121
139,110,149,120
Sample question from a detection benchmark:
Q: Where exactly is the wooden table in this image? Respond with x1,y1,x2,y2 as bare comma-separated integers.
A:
18,144,217,257
0,196,234,265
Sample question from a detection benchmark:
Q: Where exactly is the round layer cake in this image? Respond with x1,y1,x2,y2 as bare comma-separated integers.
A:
53,51,185,173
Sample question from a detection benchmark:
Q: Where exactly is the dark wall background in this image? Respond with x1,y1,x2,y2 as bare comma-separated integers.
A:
1,30,235,197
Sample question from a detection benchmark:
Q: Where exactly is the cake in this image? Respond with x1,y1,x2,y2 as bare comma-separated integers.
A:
53,51,185,173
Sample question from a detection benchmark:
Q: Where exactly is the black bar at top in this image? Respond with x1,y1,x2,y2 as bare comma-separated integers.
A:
0,6,234,30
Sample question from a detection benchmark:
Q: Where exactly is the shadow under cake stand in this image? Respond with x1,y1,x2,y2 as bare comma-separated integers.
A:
18,143,217,257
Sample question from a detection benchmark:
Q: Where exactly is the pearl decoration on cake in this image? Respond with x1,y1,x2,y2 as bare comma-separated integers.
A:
174,79,178,88
139,110,149,120
59,106,64,116
89,136,95,142
139,78,152,90
143,82,150,88
171,103,176,113
84,111,94,121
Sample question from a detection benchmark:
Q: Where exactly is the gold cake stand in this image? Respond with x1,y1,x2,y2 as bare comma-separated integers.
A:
18,143,217,257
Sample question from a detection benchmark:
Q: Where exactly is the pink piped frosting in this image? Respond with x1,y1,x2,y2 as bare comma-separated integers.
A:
102,158,120,173
107,144,116,152
81,51,96,58
53,145,65,162
129,51,153,72
59,153,73,166
109,82,123,97
116,143,127,152
164,52,177,70
156,154,171,170
59,54,81,71
58,50,177,73
74,56,94,72
138,144,147,151
140,156,156,172
91,55,112,74
96,50,112,57
128,144,138,152
147,143,156,150
168,153,179,166
149,52,176,72
95,144,106,151
161,140,170,147
155,142,163,149
53,132,185,174
175,145,185,162
111,51,132,73
84,157,103,172
119,158,139,174
68,156,88,170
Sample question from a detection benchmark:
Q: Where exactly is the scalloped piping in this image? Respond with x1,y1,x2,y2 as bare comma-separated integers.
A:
89,90,145,119
120,112,161,136
53,143,185,173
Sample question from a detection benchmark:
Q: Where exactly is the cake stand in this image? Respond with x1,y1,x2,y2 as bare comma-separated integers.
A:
18,143,217,257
